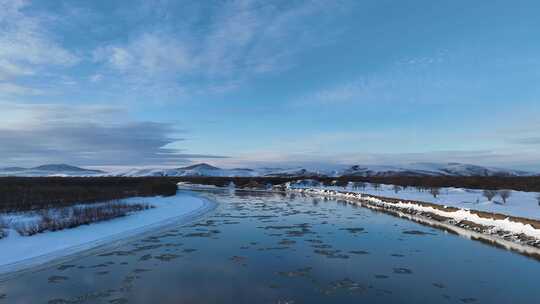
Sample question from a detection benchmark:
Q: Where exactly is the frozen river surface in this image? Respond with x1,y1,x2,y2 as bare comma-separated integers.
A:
1,189,539,303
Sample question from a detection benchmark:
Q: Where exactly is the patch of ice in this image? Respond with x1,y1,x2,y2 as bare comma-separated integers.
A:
0,192,214,274
290,187,540,240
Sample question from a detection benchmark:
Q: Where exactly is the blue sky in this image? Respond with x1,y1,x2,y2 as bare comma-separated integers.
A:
1,0,539,170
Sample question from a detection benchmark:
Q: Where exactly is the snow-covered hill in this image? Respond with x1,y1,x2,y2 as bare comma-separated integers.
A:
1,162,536,178
0,164,105,177
145,162,535,177
338,162,534,177
118,163,259,177
262,168,328,178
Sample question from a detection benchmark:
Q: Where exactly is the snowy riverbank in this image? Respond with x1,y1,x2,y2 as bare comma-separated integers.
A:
0,192,214,275
289,181,540,220
287,185,540,249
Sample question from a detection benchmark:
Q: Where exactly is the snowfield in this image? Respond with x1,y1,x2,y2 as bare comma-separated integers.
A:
290,181,540,220
0,192,214,275
286,182,540,248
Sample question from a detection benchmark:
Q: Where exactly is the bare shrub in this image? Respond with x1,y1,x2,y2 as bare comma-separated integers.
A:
0,216,10,239
0,177,176,213
392,185,402,194
176,175,540,193
483,190,497,201
498,190,512,204
359,182,367,191
14,221,42,237
352,182,366,191
13,202,153,237
429,187,441,198
416,186,428,193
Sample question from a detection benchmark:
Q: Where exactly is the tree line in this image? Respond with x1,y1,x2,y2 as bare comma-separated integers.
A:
173,175,540,192
0,177,178,212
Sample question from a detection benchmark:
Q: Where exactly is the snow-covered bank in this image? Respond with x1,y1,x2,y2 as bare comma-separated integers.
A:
0,192,215,275
290,181,540,220
287,186,540,248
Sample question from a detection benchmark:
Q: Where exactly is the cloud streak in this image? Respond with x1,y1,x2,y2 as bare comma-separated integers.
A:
0,0,79,96
90,0,344,98
511,137,540,145
0,103,226,166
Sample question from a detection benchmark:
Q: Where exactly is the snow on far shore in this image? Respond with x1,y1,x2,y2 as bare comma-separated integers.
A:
288,187,540,243
289,181,540,220
0,192,214,274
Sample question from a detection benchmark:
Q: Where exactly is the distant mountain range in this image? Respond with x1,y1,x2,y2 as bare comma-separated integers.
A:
0,164,105,176
117,163,259,177
338,162,534,177
0,162,536,178
110,162,539,178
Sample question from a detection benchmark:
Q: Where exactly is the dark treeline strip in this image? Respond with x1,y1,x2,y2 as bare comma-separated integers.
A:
0,177,178,212
335,176,540,193
173,175,540,193
2,175,539,213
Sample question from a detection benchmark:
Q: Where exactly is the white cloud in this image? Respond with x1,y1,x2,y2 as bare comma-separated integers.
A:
313,80,378,104
106,47,134,70
93,33,192,76
0,59,34,80
299,70,454,106
0,82,43,96
91,0,343,94
0,0,79,96
296,76,404,106
0,102,123,128
89,73,103,83
0,1,78,66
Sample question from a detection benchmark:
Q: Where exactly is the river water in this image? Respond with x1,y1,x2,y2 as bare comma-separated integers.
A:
1,189,539,303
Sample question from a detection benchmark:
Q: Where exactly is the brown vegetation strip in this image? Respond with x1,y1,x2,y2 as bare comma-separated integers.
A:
333,191,540,230
11,202,153,236
0,177,178,212
173,175,540,193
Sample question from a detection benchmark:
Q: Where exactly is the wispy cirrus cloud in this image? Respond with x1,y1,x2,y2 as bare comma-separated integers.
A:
92,33,193,76
0,0,79,96
1,0,348,100
90,0,344,97
298,67,456,106
511,137,540,145
0,83,43,96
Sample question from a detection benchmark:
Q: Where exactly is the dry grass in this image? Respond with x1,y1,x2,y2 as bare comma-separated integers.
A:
0,177,177,213
0,216,9,239
11,202,153,237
